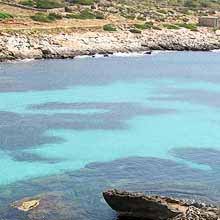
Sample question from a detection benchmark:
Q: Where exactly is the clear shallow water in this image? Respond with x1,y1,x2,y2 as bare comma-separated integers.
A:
1,52,220,219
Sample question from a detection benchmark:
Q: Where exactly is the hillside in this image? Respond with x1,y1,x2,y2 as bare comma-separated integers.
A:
0,0,219,33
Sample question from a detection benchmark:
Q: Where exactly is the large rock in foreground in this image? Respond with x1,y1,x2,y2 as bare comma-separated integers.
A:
103,189,219,220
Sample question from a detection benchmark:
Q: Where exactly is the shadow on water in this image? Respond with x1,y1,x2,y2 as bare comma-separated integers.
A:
0,52,220,93
1,148,220,220
0,102,174,163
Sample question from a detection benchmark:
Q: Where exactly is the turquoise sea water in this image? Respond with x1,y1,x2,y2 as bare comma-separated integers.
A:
1,52,220,219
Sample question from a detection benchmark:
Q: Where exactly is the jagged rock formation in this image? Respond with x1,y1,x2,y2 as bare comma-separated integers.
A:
103,189,220,220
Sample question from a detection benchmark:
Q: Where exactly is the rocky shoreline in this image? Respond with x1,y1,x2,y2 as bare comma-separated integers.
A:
0,28,220,61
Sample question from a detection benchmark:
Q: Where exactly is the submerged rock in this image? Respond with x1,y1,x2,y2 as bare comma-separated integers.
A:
9,192,87,220
103,189,220,220
12,198,40,211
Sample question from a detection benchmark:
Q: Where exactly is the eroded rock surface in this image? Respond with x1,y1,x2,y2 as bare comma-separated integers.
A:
0,28,220,61
103,189,220,220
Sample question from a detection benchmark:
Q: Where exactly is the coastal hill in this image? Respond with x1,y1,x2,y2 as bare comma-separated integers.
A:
0,0,220,33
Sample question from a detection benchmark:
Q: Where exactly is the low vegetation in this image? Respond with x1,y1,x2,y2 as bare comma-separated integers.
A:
1,0,219,32
134,22,161,30
31,12,62,22
163,23,180,29
94,11,105,19
36,0,64,9
20,0,65,9
134,22,153,30
71,0,95,5
66,10,95,19
129,28,142,34
163,22,198,31
48,13,63,19
121,13,136,20
66,9,104,19
0,12,13,20
103,24,117,32
20,0,35,7
176,23,198,31
183,0,220,9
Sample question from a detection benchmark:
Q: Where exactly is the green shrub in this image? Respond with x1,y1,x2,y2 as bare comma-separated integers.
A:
145,21,154,26
66,9,96,19
94,11,105,19
19,0,35,7
134,22,154,30
200,0,211,8
152,25,162,30
0,12,13,20
121,13,135,20
184,0,199,8
72,0,95,5
134,23,148,30
176,23,198,31
48,12,62,20
79,9,96,19
31,12,58,22
129,28,142,33
36,0,64,9
134,22,161,30
163,23,180,29
103,24,117,31
65,13,77,19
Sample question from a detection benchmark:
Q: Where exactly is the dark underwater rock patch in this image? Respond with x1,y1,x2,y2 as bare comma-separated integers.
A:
0,101,175,162
1,154,220,220
170,147,220,168
150,88,220,109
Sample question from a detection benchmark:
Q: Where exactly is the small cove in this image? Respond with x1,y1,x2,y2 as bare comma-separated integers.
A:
1,51,220,219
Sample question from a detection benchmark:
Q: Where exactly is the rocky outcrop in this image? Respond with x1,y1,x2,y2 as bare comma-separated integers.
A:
103,189,220,220
0,28,220,61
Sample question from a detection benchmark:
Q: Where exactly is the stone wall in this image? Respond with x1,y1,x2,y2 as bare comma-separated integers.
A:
199,16,220,28
47,7,65,13
0,1,66,13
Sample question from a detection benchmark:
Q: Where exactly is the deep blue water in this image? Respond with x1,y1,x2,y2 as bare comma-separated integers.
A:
1,52,220,219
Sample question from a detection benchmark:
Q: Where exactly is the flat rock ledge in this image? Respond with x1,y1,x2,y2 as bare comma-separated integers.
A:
0,29,220,61
103,189,220,220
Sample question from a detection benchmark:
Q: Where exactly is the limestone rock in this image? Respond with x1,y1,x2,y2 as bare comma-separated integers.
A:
0,28,220,61
12,198,40,212
103,189,220,220
103,189,185,219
